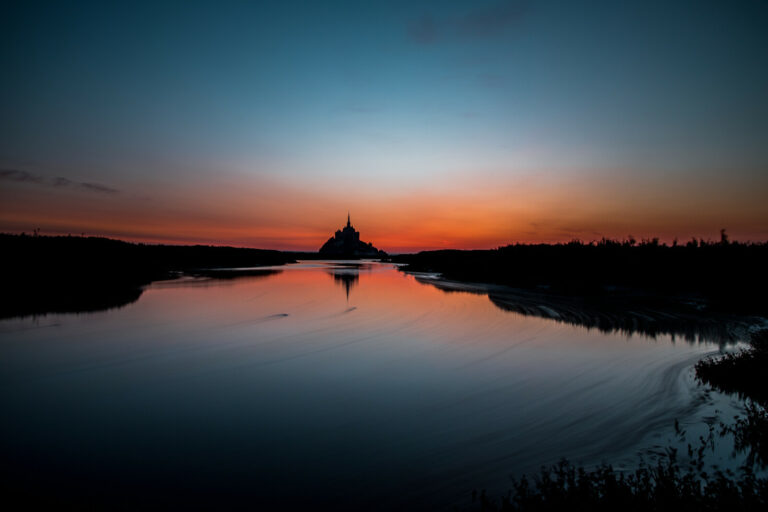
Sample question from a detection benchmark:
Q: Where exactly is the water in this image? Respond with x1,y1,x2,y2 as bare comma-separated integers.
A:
0,261,743,508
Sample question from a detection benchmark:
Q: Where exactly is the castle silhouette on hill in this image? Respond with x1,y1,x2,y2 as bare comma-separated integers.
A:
319,213,386,258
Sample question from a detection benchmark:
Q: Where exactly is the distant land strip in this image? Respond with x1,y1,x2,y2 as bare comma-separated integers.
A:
0,233,295,318
3,233,768,320
389,237,768,316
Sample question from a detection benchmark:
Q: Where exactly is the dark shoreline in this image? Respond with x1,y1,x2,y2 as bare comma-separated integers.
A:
0,233,296,319
392,245,768,509
696,328,768,417
462,328,768,511
410,274,765,345
390,244,768,509
390,239,768,316
0,234,391,319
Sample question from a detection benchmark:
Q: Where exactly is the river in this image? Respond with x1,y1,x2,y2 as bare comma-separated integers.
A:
0,261,745,509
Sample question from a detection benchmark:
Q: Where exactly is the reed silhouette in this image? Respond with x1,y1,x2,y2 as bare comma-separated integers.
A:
697,329,768,404
458,329,768,511
463,447,767,511
464,382,768,511
696,329,768,468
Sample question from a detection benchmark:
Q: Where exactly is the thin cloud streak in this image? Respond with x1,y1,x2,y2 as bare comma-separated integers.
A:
1,169,119,195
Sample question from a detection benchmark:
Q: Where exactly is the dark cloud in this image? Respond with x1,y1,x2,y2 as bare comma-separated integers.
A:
0,169,119,194
52,176,74,188
408,1,528,45
0,169,45,184
80,182,119,194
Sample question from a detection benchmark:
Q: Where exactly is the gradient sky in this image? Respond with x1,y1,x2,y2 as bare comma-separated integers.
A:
2,0,767,252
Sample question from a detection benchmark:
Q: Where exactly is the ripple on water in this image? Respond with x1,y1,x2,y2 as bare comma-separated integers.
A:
0,261,748,509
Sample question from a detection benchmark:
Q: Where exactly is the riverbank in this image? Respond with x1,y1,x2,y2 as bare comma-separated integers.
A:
410,274,764,345
390,239,768,315
696,328,768,468
0,233,295,318
461,334,768,511
697,329,768,405
401,261,768,509
394,244,768,510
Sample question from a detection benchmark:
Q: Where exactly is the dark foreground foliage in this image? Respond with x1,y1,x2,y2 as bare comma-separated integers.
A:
696,329,768,405
720,402,768,469
467,454,767,512
464,329,768,511
0,233,294,318
696,329,768,467
392,236,768,314
467,412,767,511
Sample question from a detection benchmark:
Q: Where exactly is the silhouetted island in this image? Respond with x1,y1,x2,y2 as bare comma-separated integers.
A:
318,213,387,258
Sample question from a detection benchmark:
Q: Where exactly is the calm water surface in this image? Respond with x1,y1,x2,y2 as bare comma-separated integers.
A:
0,262,740,508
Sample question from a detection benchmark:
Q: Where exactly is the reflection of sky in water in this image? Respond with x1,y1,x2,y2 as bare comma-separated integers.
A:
0,262,746,509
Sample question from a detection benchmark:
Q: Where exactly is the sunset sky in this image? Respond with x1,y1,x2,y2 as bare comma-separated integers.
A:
2,0,767,252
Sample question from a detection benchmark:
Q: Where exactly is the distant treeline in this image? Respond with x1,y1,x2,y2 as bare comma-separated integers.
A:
0,233,294,318
391,235,768,313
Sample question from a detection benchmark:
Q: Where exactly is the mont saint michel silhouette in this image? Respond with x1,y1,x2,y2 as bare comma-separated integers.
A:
319,213,386,258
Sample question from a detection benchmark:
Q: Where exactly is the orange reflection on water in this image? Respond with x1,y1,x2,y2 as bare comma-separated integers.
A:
0,260,737,510
140,261,699,355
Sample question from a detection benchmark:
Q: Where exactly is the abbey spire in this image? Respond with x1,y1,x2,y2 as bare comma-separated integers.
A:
319,213,386,258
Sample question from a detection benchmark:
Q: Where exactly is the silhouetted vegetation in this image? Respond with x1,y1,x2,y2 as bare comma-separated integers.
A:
401,241,768,510
416,276,759,344
463,452,767,511
490,291,758,345
696,329,768,467
696,329,768,405
461,409,768,511
0,233,294,318
721,402,768,469
392,235,768,314
416,275,763,345
463,328,768,511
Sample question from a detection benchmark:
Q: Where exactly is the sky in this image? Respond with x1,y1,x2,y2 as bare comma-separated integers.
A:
1,0,767,252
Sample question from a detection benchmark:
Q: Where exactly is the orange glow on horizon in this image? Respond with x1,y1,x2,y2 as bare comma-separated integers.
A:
2,169,767,252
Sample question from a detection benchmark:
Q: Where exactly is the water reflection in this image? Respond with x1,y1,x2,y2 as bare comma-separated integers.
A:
0,261,746,510
330,271,360,300
1,268,284,319
324,261,372,300
187,268,283,280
